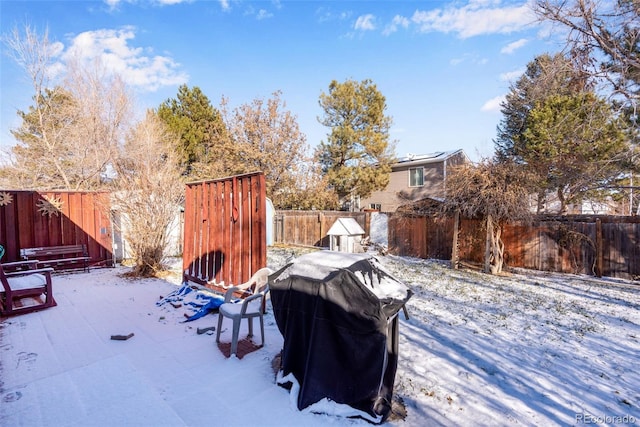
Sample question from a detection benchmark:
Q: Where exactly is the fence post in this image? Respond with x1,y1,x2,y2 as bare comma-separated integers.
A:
595,218,603,277
451,210,460,269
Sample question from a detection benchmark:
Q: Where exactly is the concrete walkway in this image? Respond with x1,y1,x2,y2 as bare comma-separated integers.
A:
0,267,343,427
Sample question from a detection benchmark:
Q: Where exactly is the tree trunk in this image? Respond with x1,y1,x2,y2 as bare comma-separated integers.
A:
484,214,493,273
484,214,505,275
491,226,505,274
536,190,546,214
557,188,567,214
451,210,460,269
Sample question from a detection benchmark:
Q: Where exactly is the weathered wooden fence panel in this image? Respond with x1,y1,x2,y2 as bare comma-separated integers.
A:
388,213,640,280
183,173,267,291
274,211,369,247
454,218,484,264
504,220,596,274
0,190,113,266
388,215,425,258
388,215,438,258
601,219,640,278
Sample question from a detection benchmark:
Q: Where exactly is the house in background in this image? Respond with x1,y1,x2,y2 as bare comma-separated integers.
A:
360,150,469,212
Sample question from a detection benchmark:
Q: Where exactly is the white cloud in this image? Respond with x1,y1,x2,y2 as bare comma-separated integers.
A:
481,95,505,112
49,40,65,58
156,0,189,5
105,0,189,8
411,0,536,38
256,9,273,20
315,7,352,23
501,38,528,54
450,52,489,66
62,27,188,92
354,14,376,31
383,15,410,36
104,0,193,7
500,68,525,81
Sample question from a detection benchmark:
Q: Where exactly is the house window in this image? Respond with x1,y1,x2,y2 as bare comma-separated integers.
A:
409,167,424,187
369,203,381,210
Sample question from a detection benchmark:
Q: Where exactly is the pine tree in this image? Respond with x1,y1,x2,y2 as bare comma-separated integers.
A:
316,79,396,205
495,53,627,213
157,85,230,178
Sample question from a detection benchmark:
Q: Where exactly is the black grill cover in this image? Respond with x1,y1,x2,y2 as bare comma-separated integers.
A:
269,251,412,423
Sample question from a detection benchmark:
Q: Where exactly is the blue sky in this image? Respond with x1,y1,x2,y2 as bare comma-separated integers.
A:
0,0,563,162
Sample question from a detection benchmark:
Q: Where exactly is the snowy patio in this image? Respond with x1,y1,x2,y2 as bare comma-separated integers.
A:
1,246,639,426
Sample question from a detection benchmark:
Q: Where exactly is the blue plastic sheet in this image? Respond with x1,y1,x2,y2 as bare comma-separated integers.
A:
157,283,224,322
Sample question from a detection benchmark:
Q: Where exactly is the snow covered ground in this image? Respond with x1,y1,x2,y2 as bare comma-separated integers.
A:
377,253,640,426
1,245,639,426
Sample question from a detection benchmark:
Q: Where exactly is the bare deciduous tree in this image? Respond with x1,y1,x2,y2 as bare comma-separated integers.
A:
63,55,132,188
535,0,639,100
442,160,533,274
276,161,339,210
4,25,183,276
2,24,131,190
110,111,184,277
222,91,317,208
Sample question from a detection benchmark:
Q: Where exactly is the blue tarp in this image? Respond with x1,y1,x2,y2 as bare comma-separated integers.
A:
156,283,224,322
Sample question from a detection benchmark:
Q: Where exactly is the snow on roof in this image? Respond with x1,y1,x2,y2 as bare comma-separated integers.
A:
326,217,365,236
395,149,465,166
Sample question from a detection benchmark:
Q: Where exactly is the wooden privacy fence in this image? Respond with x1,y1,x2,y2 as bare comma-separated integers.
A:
183,172,267,291
274,210,370,247
0,190,113,266
388,213,640,280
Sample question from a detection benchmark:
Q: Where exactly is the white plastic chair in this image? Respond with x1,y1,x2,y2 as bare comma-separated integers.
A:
216,267,273,357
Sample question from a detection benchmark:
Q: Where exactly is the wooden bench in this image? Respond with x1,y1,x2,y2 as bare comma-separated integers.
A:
20,244,91,272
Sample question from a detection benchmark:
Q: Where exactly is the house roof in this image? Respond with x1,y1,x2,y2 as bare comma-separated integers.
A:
396,197,445,215
393,149,467,168
327,217,366,236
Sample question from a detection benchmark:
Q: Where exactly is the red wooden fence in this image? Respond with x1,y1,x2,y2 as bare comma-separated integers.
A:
182,172,267,291
388,213,640,280
0,190,113,266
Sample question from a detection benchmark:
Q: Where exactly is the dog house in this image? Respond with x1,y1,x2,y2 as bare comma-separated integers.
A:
269,251,412,423
326,217,365,253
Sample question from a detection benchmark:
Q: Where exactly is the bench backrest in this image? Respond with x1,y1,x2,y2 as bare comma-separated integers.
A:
21,244,87,259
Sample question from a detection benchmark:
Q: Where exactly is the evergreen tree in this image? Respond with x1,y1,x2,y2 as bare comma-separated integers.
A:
495,53,588,162
495,53,627,213
316,79,396,204
9,88,79,189
157,85,230,178
534,1,640,211
520,92,627,213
